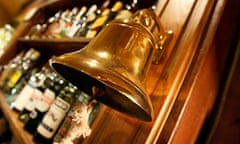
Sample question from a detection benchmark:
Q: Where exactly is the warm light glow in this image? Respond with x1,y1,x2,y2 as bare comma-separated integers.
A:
98,51,108,58
87,59,98,67
0,50,3,56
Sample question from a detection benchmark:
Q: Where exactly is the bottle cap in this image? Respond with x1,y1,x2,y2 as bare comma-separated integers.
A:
86,5,98,16
70,7,79,16
75,6,87,20
31,50,41,61
101,8,110,16
115,10,132,20
86,5,98,22
112,1,123,12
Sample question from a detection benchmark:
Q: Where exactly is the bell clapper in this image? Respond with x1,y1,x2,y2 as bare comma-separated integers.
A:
92,86,105,98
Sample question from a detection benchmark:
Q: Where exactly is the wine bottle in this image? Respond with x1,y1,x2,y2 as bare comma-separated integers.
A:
25,23,48,39
53,90,92,143
0,50,25,88
85,8,110,38
2,48,40,95
34,83,76,143
96,0,111,15
57,8,77,38
85,1,123,38
43,9,70,39
23,72,63,134
114,2,134,20
16,64,51,123
105,1,123,22
35,11,63,39
125,0,139,13
55,7,88,39
18,86,42,123
73,6,88,22
71,5,98,37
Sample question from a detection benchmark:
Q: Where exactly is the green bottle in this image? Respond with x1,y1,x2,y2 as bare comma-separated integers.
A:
23,72,63,134
16,64,51,123
3,48,40,95
53,90,92,143
34,83,76,143
0,50,25,88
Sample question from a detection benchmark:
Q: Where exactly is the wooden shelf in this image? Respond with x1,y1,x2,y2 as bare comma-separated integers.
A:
0,91,34,144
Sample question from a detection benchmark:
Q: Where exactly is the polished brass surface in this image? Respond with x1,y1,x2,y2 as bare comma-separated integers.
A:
50,9,172,121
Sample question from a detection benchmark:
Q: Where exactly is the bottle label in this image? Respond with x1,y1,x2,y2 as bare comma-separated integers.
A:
115,10,132,20
37,97,70,138
29,109,38,119
91,10,109,28
56,116,72,140
36,88,55,112
6,69,22,89
14,84,34,111
86,30,97,38
24,89,42,111
54,102,81,142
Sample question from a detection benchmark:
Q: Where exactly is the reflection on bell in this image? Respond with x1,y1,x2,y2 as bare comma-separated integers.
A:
50,9,172,121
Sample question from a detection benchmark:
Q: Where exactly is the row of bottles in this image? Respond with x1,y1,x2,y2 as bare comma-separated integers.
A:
0,48,101,143
34,76,75,143
0,0,36,50
0,0,42,57
24,0,138,39
0,48,41,97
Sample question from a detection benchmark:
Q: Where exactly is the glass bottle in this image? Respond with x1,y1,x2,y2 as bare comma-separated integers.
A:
17,85,42,123
73,4,98,37
2,48,41,95
125,0,139,13
42,11,63,39
23,72,63,134
105,1,123,23
68,5,89,37
85,8,110,38
53,90,92,143
50,9,73,39
85,1,123,38
55,9,73,38
96,0,111,15
0,50,25,88
16,64,51,123
34,83,76,143
25,23,48,39
60,7,83,38
8,67,38,98
114,2,134,20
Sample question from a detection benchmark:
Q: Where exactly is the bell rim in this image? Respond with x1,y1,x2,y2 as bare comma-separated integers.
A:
49,55,153,121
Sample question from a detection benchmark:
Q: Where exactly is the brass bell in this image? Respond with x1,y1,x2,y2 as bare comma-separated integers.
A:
50,9,172,121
